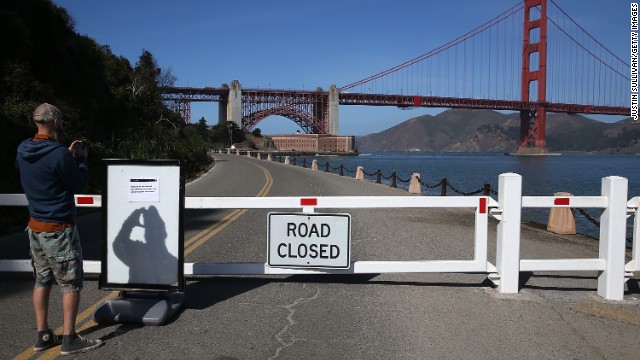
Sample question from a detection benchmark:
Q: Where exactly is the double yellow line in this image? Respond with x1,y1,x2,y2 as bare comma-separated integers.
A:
184,161,273,255
17,159,273,360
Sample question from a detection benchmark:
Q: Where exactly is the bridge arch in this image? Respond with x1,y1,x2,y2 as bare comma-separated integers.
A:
243,107,322,134
241,89,330,134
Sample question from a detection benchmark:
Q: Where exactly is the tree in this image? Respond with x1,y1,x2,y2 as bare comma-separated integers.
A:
157,67,176,88
129,50,159,99
1,1,212,179
0,1,215,234
195,117,209,138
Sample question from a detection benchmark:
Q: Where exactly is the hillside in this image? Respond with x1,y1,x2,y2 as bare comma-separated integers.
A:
356,109,640,153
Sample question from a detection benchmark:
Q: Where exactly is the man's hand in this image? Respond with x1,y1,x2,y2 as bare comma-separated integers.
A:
69,140,88,160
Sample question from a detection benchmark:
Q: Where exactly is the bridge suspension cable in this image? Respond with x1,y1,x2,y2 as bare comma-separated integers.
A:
339,2,525,101
545,0,629,107
340,0,630,110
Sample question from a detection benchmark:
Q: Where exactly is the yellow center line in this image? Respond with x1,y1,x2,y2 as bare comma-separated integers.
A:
184,208,247,256
183,160,272,255
184,209,243,248
14,158,273,360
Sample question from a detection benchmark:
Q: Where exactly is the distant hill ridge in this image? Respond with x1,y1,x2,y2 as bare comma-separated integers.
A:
356,109,640,153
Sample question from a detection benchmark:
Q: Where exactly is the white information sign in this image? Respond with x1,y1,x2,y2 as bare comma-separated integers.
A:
128,178,160,202
101,160,184,291
268,213,351,269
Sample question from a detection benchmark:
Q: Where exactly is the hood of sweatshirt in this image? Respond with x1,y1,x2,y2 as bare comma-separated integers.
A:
17,138,63,164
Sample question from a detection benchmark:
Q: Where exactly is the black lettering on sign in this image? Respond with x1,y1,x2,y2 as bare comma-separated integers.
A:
330,245,339,259
286,223,331,237
309,243,318,258
287,223,297,237
277,243,287,258
321,224,330,237
276,243,341,259
298,243,307,258
319,244,328,258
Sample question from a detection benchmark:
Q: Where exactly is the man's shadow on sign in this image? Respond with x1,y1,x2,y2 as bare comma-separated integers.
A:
113,206,178,286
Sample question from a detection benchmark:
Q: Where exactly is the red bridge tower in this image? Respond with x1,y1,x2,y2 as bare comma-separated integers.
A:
519,0,548,154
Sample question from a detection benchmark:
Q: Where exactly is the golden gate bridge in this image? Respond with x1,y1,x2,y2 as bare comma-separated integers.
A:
160,0,631,154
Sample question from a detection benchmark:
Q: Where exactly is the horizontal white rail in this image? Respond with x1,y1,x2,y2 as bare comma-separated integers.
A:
0,259,101,274
189,260,493,275
0,194,496,210
0,194,102,207
520,259,606,272
0,259,495,276
185,195,497,209
521,196,608,208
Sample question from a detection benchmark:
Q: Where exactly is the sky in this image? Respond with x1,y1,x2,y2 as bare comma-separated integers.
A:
53,0,632,136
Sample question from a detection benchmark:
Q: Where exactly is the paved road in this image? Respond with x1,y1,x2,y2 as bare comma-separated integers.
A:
1,153,639,359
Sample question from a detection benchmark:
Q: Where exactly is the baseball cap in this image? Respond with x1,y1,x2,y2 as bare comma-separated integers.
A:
33,103,61,123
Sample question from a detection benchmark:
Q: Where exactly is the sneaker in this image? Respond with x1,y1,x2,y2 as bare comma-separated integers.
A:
34,329,63,351
60,333,104,356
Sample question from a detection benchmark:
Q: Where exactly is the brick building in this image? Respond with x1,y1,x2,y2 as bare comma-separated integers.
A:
268,134,356,153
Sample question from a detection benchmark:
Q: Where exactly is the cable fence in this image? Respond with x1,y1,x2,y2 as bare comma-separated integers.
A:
268,154,631,247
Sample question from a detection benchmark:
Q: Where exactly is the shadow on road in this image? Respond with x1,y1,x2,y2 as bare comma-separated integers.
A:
183,273,498,312
184,271,634,312
627,278,640,295
81,319,144,343
0,278,33,299
184,209,227,232
516,272,627,293
185,277,272,310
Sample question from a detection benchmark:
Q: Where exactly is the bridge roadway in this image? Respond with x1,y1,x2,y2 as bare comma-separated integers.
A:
1,153,639,359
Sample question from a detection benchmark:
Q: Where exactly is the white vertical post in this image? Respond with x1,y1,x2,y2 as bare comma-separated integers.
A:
633,206,639,271
496,173,522,294
597,176,628,300
474,197,488,269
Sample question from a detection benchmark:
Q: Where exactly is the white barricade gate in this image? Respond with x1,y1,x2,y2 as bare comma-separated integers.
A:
0,173,638,300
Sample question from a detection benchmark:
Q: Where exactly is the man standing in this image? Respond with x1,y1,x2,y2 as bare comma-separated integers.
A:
16,103,104,356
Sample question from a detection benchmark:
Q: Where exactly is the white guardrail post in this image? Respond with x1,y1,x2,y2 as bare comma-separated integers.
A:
495,173,522,294
631,197,640,272
598,176,628,300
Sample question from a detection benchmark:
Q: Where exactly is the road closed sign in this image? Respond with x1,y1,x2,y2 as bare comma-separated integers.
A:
268,213,351,269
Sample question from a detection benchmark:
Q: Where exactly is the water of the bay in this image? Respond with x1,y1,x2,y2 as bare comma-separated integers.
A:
299,152,639,241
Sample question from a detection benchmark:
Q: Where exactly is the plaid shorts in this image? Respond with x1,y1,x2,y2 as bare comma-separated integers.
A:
28,225,84,293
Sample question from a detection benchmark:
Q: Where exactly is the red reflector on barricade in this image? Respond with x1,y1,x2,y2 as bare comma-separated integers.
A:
479,198,487,214
554,198,570,206
76,196,94,205
300,198,317,206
